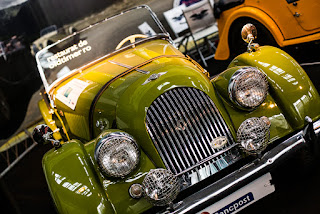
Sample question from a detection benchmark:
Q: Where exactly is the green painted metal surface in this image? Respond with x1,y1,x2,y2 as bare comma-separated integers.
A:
43,140,115,213
43,136,156,213
41,42,320,213
213,66,293,143
227,46,320,129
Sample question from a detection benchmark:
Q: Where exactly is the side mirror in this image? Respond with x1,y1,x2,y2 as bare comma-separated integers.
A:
241,23,257,43
241,23,259,52
32,124,61,148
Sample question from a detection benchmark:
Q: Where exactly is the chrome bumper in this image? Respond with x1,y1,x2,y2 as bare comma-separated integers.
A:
161,119,320,214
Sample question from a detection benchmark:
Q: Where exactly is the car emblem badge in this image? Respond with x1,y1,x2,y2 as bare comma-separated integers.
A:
210,136,228,149
175,119,187,131
142,72,167,85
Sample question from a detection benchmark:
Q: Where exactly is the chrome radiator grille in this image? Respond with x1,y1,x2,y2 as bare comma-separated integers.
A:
146,87,240,185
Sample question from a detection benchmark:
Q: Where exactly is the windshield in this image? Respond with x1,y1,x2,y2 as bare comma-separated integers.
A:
36,5,169,94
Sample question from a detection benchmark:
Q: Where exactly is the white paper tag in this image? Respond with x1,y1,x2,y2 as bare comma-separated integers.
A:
56,79,89,110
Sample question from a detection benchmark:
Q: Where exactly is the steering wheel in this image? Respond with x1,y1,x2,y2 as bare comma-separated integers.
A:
116,34,148,50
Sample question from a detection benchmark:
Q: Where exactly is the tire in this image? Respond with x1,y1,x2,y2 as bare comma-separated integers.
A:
228,18,278,59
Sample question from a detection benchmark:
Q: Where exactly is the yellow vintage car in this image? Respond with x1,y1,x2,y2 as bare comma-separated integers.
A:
213,0,320,60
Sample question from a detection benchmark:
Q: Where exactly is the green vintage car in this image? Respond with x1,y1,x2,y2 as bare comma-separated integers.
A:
33,5,320,214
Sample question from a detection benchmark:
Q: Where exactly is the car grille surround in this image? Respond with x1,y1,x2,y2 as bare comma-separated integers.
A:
145,87,241,187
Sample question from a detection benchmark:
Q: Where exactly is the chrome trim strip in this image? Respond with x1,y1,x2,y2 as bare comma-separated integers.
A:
314,119,320,134
176,144,238,176
109,60,149,74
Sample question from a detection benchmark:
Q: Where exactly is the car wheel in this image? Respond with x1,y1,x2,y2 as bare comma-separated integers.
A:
228,18,278,59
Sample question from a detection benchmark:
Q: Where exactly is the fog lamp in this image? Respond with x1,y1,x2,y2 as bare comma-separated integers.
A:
237,117,270,155
142,169,180,206
229,67,268,109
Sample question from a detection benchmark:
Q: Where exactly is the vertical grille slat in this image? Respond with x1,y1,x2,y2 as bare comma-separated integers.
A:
147,109,181,174
177,89,214,156
170,90,208,159
196,89,235,146
183,88,220,154
146,87,239,185
151,103,188,170
155,97,195,168
192,89,224,137
162,93,202,164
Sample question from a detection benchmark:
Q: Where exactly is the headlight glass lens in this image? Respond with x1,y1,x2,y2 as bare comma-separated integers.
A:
229,67,268,109
237,117,270,155
142,169,180,206
95,132,140,177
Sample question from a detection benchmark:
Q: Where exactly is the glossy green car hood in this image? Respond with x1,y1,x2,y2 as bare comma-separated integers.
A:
52,39,185,141
228,46,320,129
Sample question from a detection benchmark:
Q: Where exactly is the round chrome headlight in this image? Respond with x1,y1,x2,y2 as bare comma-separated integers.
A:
237,117,270,155
94,131,140,177
142,169,180,206
228,67,268,109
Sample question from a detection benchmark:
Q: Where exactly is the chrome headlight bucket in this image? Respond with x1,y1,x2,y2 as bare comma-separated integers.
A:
94,131,140,178
142,169,180,206
237,117,270,155
228,67,268,109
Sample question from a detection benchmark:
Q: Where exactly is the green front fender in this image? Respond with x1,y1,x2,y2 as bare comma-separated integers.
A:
43,140,115,213
43,139,156,214
228,46,320,129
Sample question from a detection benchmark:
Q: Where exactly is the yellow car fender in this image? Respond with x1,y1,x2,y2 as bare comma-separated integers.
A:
215,6,284,60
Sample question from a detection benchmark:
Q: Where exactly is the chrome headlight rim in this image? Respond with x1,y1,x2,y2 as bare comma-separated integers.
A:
228,67,268,110
94,131,140,178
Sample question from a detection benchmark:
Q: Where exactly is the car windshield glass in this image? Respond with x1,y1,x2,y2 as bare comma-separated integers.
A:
36,5,168,92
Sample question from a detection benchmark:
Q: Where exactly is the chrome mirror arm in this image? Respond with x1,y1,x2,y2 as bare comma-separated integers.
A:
241,23,259,52
33,124,61,149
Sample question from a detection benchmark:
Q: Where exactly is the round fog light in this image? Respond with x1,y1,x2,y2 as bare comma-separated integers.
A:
142,169,180,206
237,117,270,155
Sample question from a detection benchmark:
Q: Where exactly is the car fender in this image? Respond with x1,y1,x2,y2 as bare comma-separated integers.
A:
42,140,116,213
228,46,320,129
215,7,284,60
